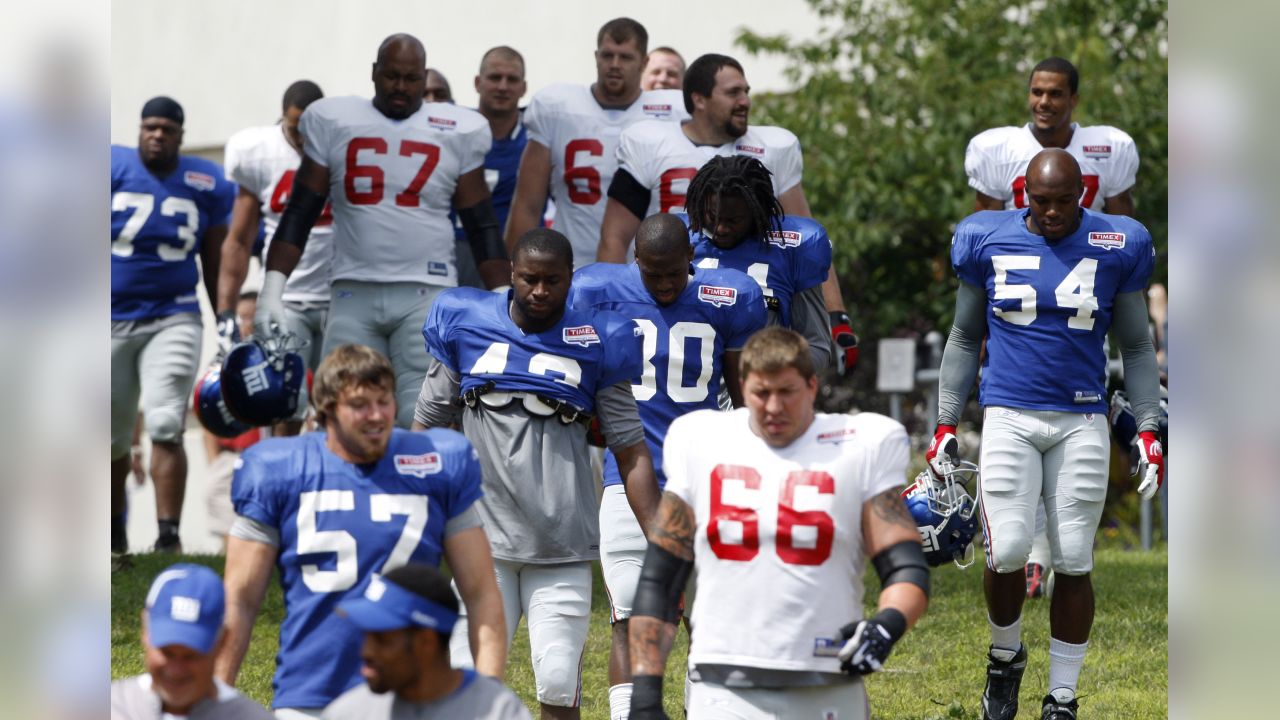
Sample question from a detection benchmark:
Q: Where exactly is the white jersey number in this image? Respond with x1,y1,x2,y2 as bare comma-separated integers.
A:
990,256,1098,331
696,259,775,298
633,320,717,403
111,192,198,261
296,490,430,593
468,342,583,389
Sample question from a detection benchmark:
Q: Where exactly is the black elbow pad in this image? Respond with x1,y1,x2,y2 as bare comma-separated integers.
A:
458,197,506,263
872,540,931,598
606,168,651,220
275,183,327,250
631,543,693,624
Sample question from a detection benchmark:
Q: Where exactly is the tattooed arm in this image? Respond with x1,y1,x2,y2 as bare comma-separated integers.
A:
628,492,696,712
862,485,930,629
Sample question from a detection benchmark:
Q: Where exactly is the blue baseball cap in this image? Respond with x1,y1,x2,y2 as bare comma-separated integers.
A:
337,574,459,634
144,564,225,654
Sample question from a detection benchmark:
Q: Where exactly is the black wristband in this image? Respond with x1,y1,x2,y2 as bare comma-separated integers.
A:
631,675,664,711
829,310,851,327
871,608,908,642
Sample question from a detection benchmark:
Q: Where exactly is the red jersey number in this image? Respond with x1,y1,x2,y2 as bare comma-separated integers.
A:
658,167,697,213
563,139,603,205
270,169,334,226
1012,174,1100,209
708,464,835,565
344,137,441,206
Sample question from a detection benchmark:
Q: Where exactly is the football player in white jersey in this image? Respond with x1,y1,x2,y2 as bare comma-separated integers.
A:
965,57,1141,598
598,53,861,376
641,47,685,91
256,34,511,429
965,57,1139,216
627,328,930,720
503,18,688,269
217,80,331,435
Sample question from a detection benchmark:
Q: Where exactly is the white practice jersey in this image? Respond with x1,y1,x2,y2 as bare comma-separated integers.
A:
523,84,687,267
964,123,1139,211
224,124,335,303
617,120,804,217
300,96,491,286
663,409,910,674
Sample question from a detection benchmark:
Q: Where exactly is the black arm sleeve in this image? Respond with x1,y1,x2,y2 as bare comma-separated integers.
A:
937,281,988,426
871,540,931,598
273,182,327,251
606,168,651,221
458,197,507,263
631,543,693,624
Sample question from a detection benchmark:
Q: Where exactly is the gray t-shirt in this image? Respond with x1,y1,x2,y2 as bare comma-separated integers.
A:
111,674,274,719
415,357,644,563
322,671,531,720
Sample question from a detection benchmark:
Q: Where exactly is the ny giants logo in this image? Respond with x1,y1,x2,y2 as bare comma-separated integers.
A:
394,452,442,478
765,230,802,248
697,285,737,307
183,171,215,191
428,116,456,130
562,325,600,347
1087,231,1126,250
1083,144,1112,158
735,144,765,155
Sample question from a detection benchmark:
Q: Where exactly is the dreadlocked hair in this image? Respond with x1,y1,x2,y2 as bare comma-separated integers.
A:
685,155,784,240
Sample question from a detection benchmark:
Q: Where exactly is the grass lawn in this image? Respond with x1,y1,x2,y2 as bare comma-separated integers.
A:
112,545,1165,718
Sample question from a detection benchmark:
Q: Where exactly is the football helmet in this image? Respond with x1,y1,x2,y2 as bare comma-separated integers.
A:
192,360,252,438
903,460,980,568
220,335,304,426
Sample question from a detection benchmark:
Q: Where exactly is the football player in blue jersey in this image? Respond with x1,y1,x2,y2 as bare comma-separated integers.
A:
570,213,766,720
111,96,236,557
453,47,531,289
930,149,1164,720
215,344,507,716
414,228,661,720
680,155,836,374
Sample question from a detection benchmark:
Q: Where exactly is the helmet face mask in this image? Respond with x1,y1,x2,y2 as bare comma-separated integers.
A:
903,461,980,568
219,335,305,427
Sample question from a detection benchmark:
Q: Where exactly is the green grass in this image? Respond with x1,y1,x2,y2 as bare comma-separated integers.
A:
113,546,1166,718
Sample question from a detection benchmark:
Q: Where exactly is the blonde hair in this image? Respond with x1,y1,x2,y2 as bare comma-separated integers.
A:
311,344,396,426
739,327,815,381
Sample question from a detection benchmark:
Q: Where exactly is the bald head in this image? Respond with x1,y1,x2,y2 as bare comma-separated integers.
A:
372,34,427,120
376,34,425,66
1024,148,1084,240
635,214,691,258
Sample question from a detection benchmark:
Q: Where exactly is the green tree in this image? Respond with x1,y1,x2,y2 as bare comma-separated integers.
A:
738,0,1168,416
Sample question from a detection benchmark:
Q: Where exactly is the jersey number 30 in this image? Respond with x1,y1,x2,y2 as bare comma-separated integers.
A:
708,464,835,566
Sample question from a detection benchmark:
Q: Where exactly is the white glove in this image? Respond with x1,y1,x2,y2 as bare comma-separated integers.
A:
1134,430,1165,500
253,270,289,340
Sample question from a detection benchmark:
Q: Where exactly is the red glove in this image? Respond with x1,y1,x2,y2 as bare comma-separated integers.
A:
829,311,860,376
926,425,958,480
1134,430,1165,499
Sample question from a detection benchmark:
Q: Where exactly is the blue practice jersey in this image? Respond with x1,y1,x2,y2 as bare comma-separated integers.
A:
952,208,1155,413
453,112,529,242
424,288,643,413
110,145,236,320
570,263,765,487
679,213,831,328
230,429,483,709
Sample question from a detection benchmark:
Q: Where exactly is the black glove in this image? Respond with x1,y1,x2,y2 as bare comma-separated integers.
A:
628,675,669,720
215,310,241,355
829,311,860,375
838,608,907,675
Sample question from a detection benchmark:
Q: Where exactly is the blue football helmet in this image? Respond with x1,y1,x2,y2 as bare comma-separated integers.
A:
220,335,304,426
903,460,980,568
1108,386,1169,455
192,360,252,438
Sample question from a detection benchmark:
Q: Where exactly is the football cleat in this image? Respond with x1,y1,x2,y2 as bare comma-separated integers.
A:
982,644,1027,720
1026,562,1047,599
903,461,980,568
220,335,305,427
1041,693,1079,720
193,359,253,438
